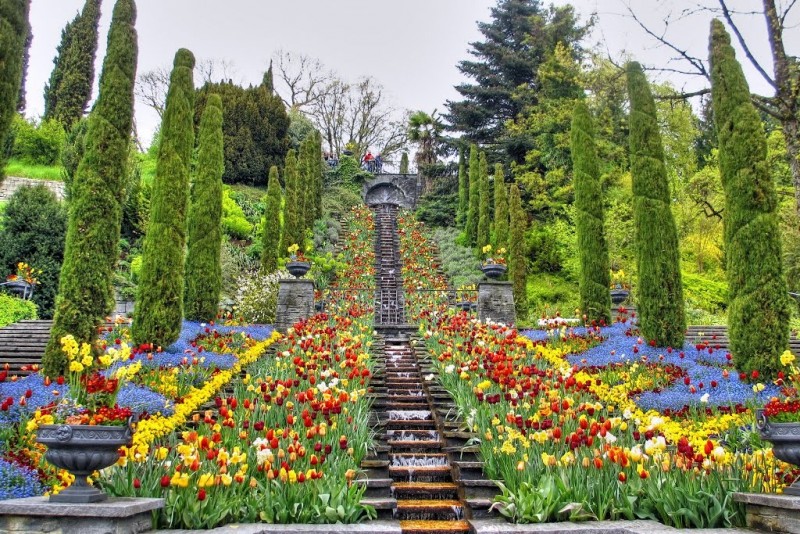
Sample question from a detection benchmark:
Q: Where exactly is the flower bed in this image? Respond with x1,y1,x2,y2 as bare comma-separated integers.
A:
397,210,791,528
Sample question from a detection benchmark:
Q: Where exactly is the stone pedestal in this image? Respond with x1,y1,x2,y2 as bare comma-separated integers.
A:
477,281,516,325
0,496,163,533
735,492,800,533
276,279,315,332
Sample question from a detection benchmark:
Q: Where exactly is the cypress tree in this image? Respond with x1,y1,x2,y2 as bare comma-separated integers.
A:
280,149,301,254
44,0,137,375
0,0,30,183
493,163,509,249
710,20,789,378
311,130,323,223
133,49,195,348
457,148,468,227
399,152,409,174
627,61,685,347
262,166,282,272
571,101,611,324
297,138,310,232
16,11,30,112
263,60,274,94
466,144,479,243
509,183,528,317
43,0,102,130
477,151,490,250
184,93,223,322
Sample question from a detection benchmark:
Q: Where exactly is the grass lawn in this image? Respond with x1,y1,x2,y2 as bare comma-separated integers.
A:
4,159,64,181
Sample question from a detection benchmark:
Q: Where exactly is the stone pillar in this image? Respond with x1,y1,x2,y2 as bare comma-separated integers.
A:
276,279,315,332
734,492,800,533
477,281,516,325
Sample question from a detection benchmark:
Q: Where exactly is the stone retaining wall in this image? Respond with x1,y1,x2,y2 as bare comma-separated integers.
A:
0,176,65,202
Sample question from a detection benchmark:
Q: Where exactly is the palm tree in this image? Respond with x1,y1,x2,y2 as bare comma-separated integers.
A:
408,110,443,191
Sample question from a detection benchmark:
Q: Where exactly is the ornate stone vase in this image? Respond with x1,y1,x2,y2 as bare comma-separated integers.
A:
36,421,134,503
757,409,800,496
610,288,630,305
2,280,34,300
454,301,474,312
286,260,311,279
481,263,507,280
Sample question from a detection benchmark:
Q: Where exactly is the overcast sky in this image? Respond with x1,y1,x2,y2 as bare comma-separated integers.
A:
23,1,799,148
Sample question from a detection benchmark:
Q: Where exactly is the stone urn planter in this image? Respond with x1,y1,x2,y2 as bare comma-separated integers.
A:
1,280,34,300
454,301,473,312
756,409,800,496
481,263,507,280
286,260,311,279
610,288,630,305
36,421,134,503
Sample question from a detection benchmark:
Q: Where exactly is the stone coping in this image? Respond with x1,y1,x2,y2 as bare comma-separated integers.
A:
469,518,754,533
734,491,800,510
154,521,402,534
0,496,164,517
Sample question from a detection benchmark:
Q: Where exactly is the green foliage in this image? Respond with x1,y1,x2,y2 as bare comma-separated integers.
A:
45,0,137,375
416,173,458,228
399,152,409,174
627,61,685,347
571,101,611,324
261,166,282,272
10,115,66,165
0,292,37,327
465,144,479,244
184,93,223,322
221,188,253,239
195,77,289,185
0,0,30,183
133,48,195,348
0,185,66,318
61,117,87,196
709,20,789,378
493,163,509,249
457,148,468,227
682,271,728,314
287,108,316,150
42,0,101,130
3,160,64,181
509,182,528,317
433,227,482,290
526,273,579,319
233,269,285,324
280,149,301,255
477,151,490,250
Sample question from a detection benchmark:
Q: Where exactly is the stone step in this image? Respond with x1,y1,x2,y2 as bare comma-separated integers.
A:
395,499,463,521
398,519,470,534
392,482,459,500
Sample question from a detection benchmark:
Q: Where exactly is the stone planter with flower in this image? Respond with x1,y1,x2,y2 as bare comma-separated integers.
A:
286,243,312,279
1,262,41,300
35,335,137,503
480,244,507,280
610,268,631,305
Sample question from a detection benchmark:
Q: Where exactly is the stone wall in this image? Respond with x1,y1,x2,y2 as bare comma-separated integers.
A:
363,174,422,209
0,177,65,202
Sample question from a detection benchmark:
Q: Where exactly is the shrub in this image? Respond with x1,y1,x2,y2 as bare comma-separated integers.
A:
0,185,66,318
233,269,286,324
221,241,257,301
11,115,66,166
526,273,580,319
433,227,482,290
682,272,728,314
0,293,37,327
222,187,253,240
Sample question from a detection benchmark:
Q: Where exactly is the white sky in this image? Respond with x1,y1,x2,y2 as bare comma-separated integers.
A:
23,1,798,148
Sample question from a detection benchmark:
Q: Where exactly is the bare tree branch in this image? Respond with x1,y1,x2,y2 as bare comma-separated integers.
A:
717,0,777,89
272,50,332,111
655,88,712,100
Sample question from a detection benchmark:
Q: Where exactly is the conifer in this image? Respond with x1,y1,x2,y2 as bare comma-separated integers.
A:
44,0,137,375
184,93,223,322
477,151,490,250
133,49,195,347
571,101,611,324
0,0,31,183
509,183,528,317
280,149,301,255
262,166,282,272
710,20,789,377
466,144,479,243
399,152,409,174
43,0,101,130
457,147,468,228
493,163,509,249
626,61,685,347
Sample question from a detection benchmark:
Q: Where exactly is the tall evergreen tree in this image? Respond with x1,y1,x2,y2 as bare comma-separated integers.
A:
44,0,137,375
710,20,789,378
280,149,301,254
477,151,490,250
16,12,30,112
310,130,323,223
457,147,468,227
133,49,195,348
627,62,685,347
263,60,274,94
571,101,611,324
509,182,528,316
493,163,509,249
444,0,587,161
43,0,102,130
466,144,479,243
399,152,409,174
262,166,282,272
297,137,310,232
184,93,223,322
0,0,30,183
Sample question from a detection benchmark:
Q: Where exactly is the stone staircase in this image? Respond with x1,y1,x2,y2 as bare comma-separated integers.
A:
0,320,52,375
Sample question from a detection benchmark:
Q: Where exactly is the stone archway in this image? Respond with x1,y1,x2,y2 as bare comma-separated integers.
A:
363,174,422,209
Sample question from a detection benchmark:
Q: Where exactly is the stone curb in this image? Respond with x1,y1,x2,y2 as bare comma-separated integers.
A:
153,522,402,534
468,518,756,533
0,496,164,517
